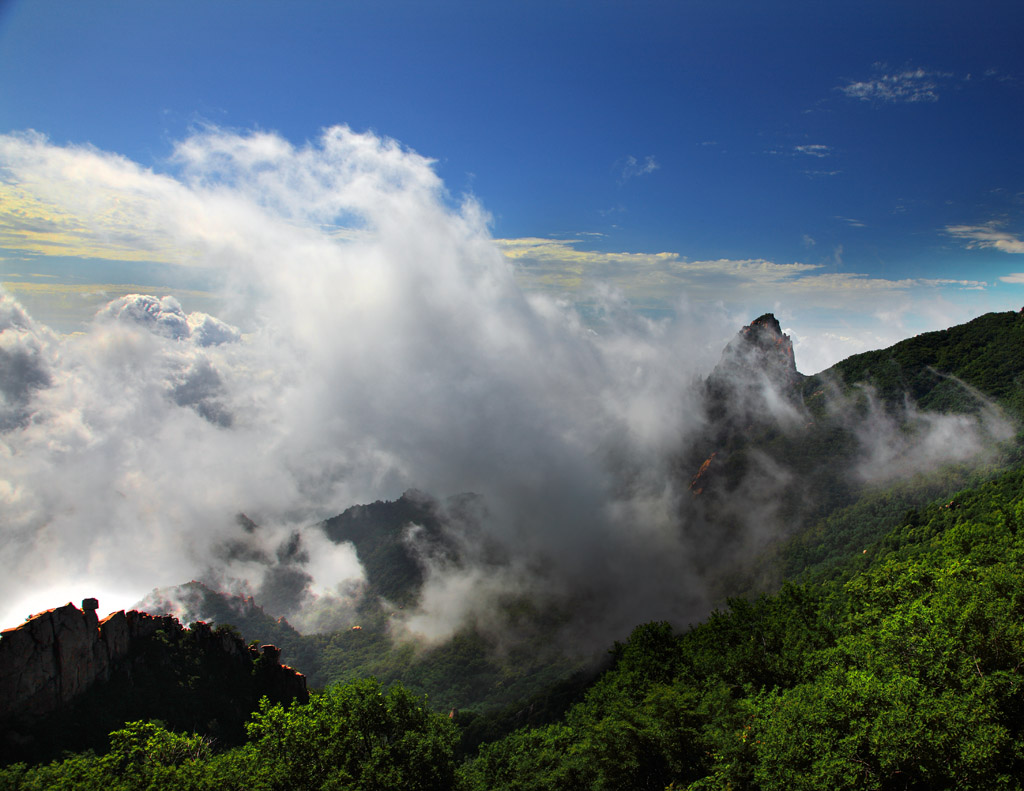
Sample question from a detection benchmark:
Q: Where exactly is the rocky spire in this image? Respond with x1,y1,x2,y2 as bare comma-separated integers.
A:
713,313,799,386
702,313,805,431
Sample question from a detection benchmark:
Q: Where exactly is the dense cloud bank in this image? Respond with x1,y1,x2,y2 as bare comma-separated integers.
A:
0,127,1013,644
0,128,720,637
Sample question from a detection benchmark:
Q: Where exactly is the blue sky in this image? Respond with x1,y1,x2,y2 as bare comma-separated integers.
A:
1,0,1023,372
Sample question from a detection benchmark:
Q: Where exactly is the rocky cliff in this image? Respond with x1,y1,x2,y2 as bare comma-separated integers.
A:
0,599,308,762
678,314,812,566
695,312,805,460
716,313,799,383
706,313,802,411
1,599,170,723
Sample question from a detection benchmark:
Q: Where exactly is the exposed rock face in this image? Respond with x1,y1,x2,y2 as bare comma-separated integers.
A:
680,314,810,514
0,599,307,759
703,313,804,428
712,313,799,389
0,602,203,724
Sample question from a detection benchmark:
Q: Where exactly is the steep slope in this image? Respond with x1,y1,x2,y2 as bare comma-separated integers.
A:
682,310,1021,597
809,308,1024,416
142,496,583,711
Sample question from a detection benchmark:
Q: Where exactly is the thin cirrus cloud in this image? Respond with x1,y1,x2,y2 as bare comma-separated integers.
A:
497,237,819,305
0,133,201,264
496,237,988,316
618,155,660,182
794,144,831,158
0,182,183,264
839,66,951,103
946,222,1024,254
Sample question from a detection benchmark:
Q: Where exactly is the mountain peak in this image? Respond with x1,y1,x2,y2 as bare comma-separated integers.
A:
742,312,784,342
716,312,799,384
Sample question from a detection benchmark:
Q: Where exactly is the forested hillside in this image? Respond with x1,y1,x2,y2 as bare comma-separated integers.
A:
815,309,1024,417
461,461,1024,790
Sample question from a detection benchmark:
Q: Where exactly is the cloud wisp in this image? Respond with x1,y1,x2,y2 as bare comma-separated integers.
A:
794,144,831,158
618,154,660,183
947,222,1024,254
839,66,951,104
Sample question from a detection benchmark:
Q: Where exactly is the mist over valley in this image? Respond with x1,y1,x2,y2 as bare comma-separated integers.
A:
1,129,1019,664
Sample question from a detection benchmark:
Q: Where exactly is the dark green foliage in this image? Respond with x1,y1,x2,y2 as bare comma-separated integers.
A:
0,681,458,791
454,662,606,759
244,679,458,790
305,609,587,716
462,463,1024,790
813,309,1024,417
0,722,226,791
759,460,1011,589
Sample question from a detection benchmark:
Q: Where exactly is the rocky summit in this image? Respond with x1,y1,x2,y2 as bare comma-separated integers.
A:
712,312,800,387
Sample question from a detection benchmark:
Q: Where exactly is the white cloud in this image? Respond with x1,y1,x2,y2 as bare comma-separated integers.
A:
496,236,988,318
947,222,1024,254
794,144,831,158
618,154,660,182
918,278,988,290
0,128,720,639
1000,273,1024,284
840,66,950,103
96,294,241,346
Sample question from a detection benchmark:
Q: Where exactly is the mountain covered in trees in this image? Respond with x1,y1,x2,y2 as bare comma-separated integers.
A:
2,308,1023,790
